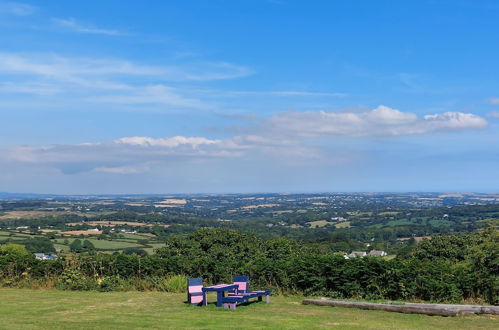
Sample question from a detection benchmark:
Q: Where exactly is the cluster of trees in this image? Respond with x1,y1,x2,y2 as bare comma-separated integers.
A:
69,239,95,253
0,228,496,304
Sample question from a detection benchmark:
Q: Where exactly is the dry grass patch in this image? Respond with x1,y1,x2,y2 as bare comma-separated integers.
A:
241,204,279,210
335,221,351,228
0,211,63,220
308,220,335,228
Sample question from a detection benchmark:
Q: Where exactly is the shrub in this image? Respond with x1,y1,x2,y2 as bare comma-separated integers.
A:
99,275,127,292
57,269,96,291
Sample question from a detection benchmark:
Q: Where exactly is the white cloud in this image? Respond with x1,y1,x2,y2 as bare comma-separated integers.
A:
0,1,35,16
114,136,220,148
256,105,487,138
1,136,241,174
53,18,124,36
0,106,488,175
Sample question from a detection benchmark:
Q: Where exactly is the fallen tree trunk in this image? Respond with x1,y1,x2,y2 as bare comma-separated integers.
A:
302,299,499,317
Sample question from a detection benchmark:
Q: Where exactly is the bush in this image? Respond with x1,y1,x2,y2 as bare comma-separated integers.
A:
163,275,188,293
57,269,96,291
0,229,497,304
98,276,127,292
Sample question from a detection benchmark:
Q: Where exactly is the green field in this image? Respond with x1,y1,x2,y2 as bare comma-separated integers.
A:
0,229,165,254
0,289,496,329
144,243,167,255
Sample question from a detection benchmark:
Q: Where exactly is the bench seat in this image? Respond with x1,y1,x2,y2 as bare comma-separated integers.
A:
221,290,271,309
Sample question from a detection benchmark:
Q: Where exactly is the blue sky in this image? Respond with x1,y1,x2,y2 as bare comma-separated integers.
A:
0,0,498,194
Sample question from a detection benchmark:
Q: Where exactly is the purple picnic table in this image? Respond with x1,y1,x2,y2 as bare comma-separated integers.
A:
202,284,239,307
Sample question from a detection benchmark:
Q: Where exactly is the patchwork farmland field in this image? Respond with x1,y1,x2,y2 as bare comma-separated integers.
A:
0,229,165,254
0,289,496,329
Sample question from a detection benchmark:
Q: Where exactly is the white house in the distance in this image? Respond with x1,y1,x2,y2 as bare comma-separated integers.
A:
368,250,387,257
34,253,58,260
344,250,387,259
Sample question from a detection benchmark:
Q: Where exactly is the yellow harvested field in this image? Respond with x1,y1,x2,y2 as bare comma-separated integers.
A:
335,221,351,228
0,211,63,220
241,204,279,209
308,220,335,228
159,199,187,205
312,202,327,206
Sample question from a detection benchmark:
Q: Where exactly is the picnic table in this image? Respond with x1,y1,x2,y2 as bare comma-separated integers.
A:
202,284,239,307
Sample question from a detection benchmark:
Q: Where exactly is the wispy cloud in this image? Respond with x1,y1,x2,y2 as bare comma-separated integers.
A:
0,1,35,16
1,106,488,175
52,18,125,36
487,97,499,105
0,82,61,95
268,91,347,97
2,136,239,174
0,52,253,109
488,111,499,118
217,90,346,98
0,52,253,82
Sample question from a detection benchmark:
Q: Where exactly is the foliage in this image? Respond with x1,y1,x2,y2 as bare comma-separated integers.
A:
0,229,497,304
123,247,148,257
22,237,56,254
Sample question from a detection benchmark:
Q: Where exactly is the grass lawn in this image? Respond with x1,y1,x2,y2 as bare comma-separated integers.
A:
0,289,497,329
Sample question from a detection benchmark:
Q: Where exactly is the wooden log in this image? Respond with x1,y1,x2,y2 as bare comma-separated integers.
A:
479,306,499,315
302,299,473,317
396,302,499,315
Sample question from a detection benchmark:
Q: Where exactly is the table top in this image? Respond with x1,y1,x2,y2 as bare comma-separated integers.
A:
202,284,238,292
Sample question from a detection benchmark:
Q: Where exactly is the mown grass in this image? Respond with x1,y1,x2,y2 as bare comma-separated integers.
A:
0,289,497,329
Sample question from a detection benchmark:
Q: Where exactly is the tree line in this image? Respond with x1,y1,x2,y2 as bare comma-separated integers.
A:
0,228,497,304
